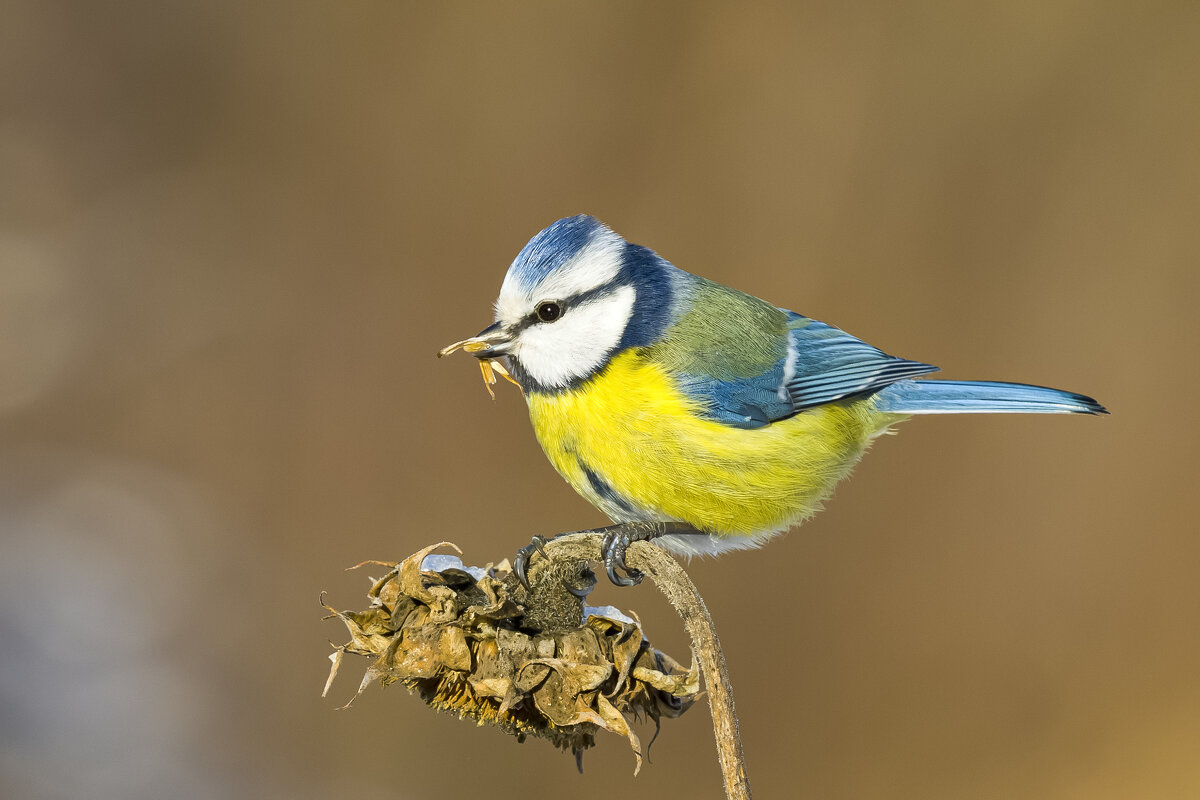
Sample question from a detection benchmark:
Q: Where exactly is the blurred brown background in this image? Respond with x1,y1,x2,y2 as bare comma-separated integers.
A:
2,2,1197,798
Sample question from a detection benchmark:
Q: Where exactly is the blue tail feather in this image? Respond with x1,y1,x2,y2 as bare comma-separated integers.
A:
873,380,1107,415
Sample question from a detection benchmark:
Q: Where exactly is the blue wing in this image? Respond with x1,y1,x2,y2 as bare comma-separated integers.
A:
781,311,938,411
676,310,938,428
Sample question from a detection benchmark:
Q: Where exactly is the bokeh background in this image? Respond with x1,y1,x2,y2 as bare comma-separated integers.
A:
2,3,1197,798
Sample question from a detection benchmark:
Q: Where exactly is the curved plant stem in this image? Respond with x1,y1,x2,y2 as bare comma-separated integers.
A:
537,530,752,800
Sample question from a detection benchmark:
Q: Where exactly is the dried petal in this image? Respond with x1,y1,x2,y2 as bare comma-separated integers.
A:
439,625,472,672
323,647,344,698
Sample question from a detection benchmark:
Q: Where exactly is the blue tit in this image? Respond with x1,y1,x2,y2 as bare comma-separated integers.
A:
440,215,1105,583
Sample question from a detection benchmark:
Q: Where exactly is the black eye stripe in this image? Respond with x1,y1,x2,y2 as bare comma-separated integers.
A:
513,282,626,332
567,283,618,307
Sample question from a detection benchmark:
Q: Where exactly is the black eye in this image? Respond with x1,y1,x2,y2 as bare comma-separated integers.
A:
535,301,562,323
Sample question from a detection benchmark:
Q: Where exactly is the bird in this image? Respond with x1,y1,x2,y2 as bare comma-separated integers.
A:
439,215,1106,586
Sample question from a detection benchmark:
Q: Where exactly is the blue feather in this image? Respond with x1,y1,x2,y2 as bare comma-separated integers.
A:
874,380,1108,414
617,243,676,350
782,312,939,410
677,364,793,428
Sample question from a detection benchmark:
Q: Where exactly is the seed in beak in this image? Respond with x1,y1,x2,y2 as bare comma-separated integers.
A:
439,337,520,398
437,338,493,358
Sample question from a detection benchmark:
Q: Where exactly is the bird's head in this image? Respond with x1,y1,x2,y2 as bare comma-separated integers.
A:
440,215,675,393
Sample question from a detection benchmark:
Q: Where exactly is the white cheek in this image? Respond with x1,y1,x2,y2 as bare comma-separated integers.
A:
516,285,636,388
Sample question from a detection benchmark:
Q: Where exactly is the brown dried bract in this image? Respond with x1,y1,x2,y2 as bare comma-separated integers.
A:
323,542,698,771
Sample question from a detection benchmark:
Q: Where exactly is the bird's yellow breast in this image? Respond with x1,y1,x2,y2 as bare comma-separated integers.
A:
526,349,900,537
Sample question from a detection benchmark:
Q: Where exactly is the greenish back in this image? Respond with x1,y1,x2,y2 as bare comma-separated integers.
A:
647,277,787,381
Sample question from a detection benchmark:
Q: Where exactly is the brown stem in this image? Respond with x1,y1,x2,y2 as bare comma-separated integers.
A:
535,531,752,800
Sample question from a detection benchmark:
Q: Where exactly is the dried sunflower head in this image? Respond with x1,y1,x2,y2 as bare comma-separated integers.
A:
323,542,698,771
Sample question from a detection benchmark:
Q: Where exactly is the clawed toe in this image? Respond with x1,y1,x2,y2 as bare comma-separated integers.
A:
601,529,645,587
563,565,597,598
513,535,549,589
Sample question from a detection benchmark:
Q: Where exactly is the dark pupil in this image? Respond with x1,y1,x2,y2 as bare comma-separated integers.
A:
536,302,561,322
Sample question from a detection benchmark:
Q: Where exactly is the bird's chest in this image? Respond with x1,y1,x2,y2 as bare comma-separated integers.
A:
522,350,885,534
524,352,680,519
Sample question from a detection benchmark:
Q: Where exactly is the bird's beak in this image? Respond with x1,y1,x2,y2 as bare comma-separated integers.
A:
437,321,514,360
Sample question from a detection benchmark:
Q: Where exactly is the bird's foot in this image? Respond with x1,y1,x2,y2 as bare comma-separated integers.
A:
514,523,697,589
601,526,646,587
599,522,706,585
513,535,549,590
513,534,597,599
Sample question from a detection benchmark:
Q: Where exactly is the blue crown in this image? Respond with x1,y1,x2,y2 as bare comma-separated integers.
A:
508,215,610,291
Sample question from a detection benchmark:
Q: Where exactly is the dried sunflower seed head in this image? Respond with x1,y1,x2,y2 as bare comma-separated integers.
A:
323,542,698,771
